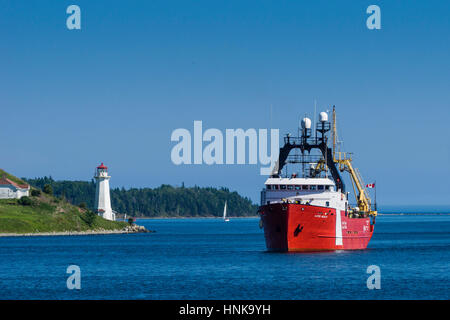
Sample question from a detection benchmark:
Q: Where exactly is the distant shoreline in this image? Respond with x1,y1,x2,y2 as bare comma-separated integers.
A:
129,213,450,220
2,214,447,236
0,226,152,237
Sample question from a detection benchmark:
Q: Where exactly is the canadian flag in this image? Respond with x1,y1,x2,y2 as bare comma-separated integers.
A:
366,183,375,188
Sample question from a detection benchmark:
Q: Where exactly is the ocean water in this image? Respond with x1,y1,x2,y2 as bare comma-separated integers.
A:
0,214,449,300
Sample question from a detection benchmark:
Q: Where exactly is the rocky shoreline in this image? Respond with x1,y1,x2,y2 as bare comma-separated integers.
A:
0,224,154,237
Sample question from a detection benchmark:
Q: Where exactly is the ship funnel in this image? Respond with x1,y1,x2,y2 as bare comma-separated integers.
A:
319,112,328,122
301,117,312,129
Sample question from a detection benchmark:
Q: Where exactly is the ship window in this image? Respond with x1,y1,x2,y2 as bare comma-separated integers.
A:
318,185,324,190
266,185,272,190
325,185,330,191
301,185,309,190
326,201,330,207
274,185,279,190
310,185,317,190
280,185,287,190
295,185,301,190
287,185,293,190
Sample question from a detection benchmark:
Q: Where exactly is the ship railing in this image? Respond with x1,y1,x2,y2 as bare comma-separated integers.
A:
286,154,324,164
333,151,353,161
348,202,377,214
283,136,325,146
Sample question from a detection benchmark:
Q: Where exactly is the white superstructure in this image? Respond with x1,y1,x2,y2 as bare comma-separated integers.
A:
94,163,115,221
261,176,348,212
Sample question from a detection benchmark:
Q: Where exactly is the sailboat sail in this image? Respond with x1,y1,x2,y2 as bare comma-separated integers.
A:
223,201,229,221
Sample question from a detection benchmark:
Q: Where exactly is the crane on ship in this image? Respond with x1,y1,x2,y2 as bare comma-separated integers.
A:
311,107,377,216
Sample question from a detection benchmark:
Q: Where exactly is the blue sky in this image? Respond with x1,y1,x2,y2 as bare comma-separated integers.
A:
1,1,449,205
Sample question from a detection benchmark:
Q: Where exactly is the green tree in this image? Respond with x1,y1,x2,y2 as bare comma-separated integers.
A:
84,210,96,226
18,196,33,206
78,202,87,209
43,184,53,195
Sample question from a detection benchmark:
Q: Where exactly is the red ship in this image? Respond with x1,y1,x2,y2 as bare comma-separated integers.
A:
259,107,377,252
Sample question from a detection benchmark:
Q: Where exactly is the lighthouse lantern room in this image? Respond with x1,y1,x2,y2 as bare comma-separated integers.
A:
94,163,115,221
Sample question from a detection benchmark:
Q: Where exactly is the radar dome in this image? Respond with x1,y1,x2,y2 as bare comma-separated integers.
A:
301,117,312,129
319,112,328,122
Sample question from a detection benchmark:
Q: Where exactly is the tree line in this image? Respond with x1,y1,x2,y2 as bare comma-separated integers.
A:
24,177,258,217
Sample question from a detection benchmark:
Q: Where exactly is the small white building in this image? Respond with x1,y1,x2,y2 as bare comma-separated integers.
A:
94,163,115,221
0,176,30,199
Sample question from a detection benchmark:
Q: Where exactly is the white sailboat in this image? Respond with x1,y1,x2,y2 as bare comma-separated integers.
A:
223,201,230,222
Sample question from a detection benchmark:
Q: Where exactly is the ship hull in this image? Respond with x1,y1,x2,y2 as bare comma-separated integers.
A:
259,203,374,252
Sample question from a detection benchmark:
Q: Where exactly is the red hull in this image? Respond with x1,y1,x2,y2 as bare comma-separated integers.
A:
259,203,374,252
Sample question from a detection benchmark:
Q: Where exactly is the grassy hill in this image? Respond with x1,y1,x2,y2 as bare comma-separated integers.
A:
0,171,127,234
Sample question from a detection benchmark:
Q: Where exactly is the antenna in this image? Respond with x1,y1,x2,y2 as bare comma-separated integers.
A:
313,99,317,139
325,137,328,179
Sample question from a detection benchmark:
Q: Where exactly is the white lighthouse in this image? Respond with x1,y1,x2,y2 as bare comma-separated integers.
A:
94,163,115,221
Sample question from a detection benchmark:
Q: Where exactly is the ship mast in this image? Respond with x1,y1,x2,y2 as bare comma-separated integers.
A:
332,105,337,160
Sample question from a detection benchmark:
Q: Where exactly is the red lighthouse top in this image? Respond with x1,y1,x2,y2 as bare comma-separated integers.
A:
97,163,108,170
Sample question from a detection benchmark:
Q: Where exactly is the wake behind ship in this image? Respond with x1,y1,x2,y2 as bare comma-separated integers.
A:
259,107,377,252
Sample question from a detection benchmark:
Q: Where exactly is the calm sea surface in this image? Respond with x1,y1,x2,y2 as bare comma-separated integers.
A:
0,214,449,299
